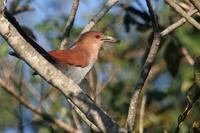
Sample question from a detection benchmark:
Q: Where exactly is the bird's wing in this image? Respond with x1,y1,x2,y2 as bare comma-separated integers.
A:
48,50,89,68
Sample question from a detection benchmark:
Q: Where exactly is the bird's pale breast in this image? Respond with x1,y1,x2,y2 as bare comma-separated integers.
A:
64,60,95,84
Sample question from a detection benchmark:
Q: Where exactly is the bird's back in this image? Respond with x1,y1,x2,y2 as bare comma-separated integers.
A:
48,48,94,84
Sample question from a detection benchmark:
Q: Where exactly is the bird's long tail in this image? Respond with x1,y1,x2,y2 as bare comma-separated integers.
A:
3,9,59,75
4,9,56,64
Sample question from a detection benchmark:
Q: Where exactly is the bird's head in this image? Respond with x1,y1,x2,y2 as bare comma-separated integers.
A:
77,31,120,50
74,31,120,60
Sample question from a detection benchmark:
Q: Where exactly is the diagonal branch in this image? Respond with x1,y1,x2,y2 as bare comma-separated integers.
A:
160,9,198,37
181,47,194,65
60,0,79,49
0,4,119,133
81,0,119,34
0,79,81,133
125,0,161,132
189,0,200,12
165,0,200,30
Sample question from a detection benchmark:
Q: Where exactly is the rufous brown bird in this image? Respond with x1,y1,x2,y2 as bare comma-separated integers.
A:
48,31,120,84
4,10,120,84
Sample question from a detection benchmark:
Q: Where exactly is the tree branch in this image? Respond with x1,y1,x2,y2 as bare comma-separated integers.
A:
125,0,161,132
0,79,81,133
189,0,200,12
181,47,194,65
125,2,198,132
67,99,100,132
13,6,34,15
60,0,79,49
0,4,119,133
3,8,102,131
160,9,198,37
139,95,146,133
165,0,200,30
81,0,119,34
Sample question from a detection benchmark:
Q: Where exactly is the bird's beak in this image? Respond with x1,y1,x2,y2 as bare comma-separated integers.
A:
101,35,120,44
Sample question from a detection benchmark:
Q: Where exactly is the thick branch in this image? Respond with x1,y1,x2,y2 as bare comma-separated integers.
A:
125,2,198,133
0,79,81,133
0,6,119,133
125,0,161,132
60,0,79,49
81,0,119,34
125,35,161,132
165,0,200,30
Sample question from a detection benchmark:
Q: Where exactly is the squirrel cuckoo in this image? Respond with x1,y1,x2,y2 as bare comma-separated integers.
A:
4,10,120,84
48,31,120,84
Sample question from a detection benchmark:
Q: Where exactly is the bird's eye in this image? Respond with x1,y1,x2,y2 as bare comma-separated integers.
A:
95,34,101,39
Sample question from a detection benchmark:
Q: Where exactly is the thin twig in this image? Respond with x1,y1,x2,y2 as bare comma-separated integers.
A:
17,63,24,133
60,0,79,49
71,110,83,132
189,0,200,12
94,63,102,105
165,0,200,30
11,74,41,102
175,102,192,133
161,9,198,37
181,47,194,65
125,0,161,132
81,0,119,34
87,70,96,101
139,95,146,133
0,79,81,133
67,99,100,132
96,70,116,96
0,59,41,103
39,79,45,110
